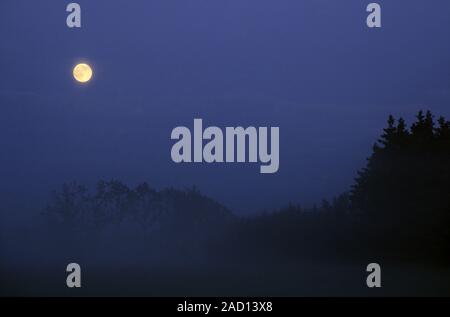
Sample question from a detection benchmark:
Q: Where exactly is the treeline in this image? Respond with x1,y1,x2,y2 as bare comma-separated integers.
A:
227,110,450,263
43,180,233,241
43,110,450,264
351,110,450,261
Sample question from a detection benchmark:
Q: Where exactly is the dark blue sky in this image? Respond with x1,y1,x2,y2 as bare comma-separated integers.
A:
1,0,450,213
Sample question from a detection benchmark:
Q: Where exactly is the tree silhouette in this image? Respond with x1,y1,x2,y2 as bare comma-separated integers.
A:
44,180,233,235
42,111,450,264
351,110,450,260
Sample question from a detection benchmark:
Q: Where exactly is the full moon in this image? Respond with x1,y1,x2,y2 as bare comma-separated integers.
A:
73,63,93,83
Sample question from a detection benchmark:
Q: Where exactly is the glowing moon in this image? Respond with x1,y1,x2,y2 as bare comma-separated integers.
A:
73,63,93,83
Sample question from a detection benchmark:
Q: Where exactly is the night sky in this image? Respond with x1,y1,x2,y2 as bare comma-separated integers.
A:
1,0,450,214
